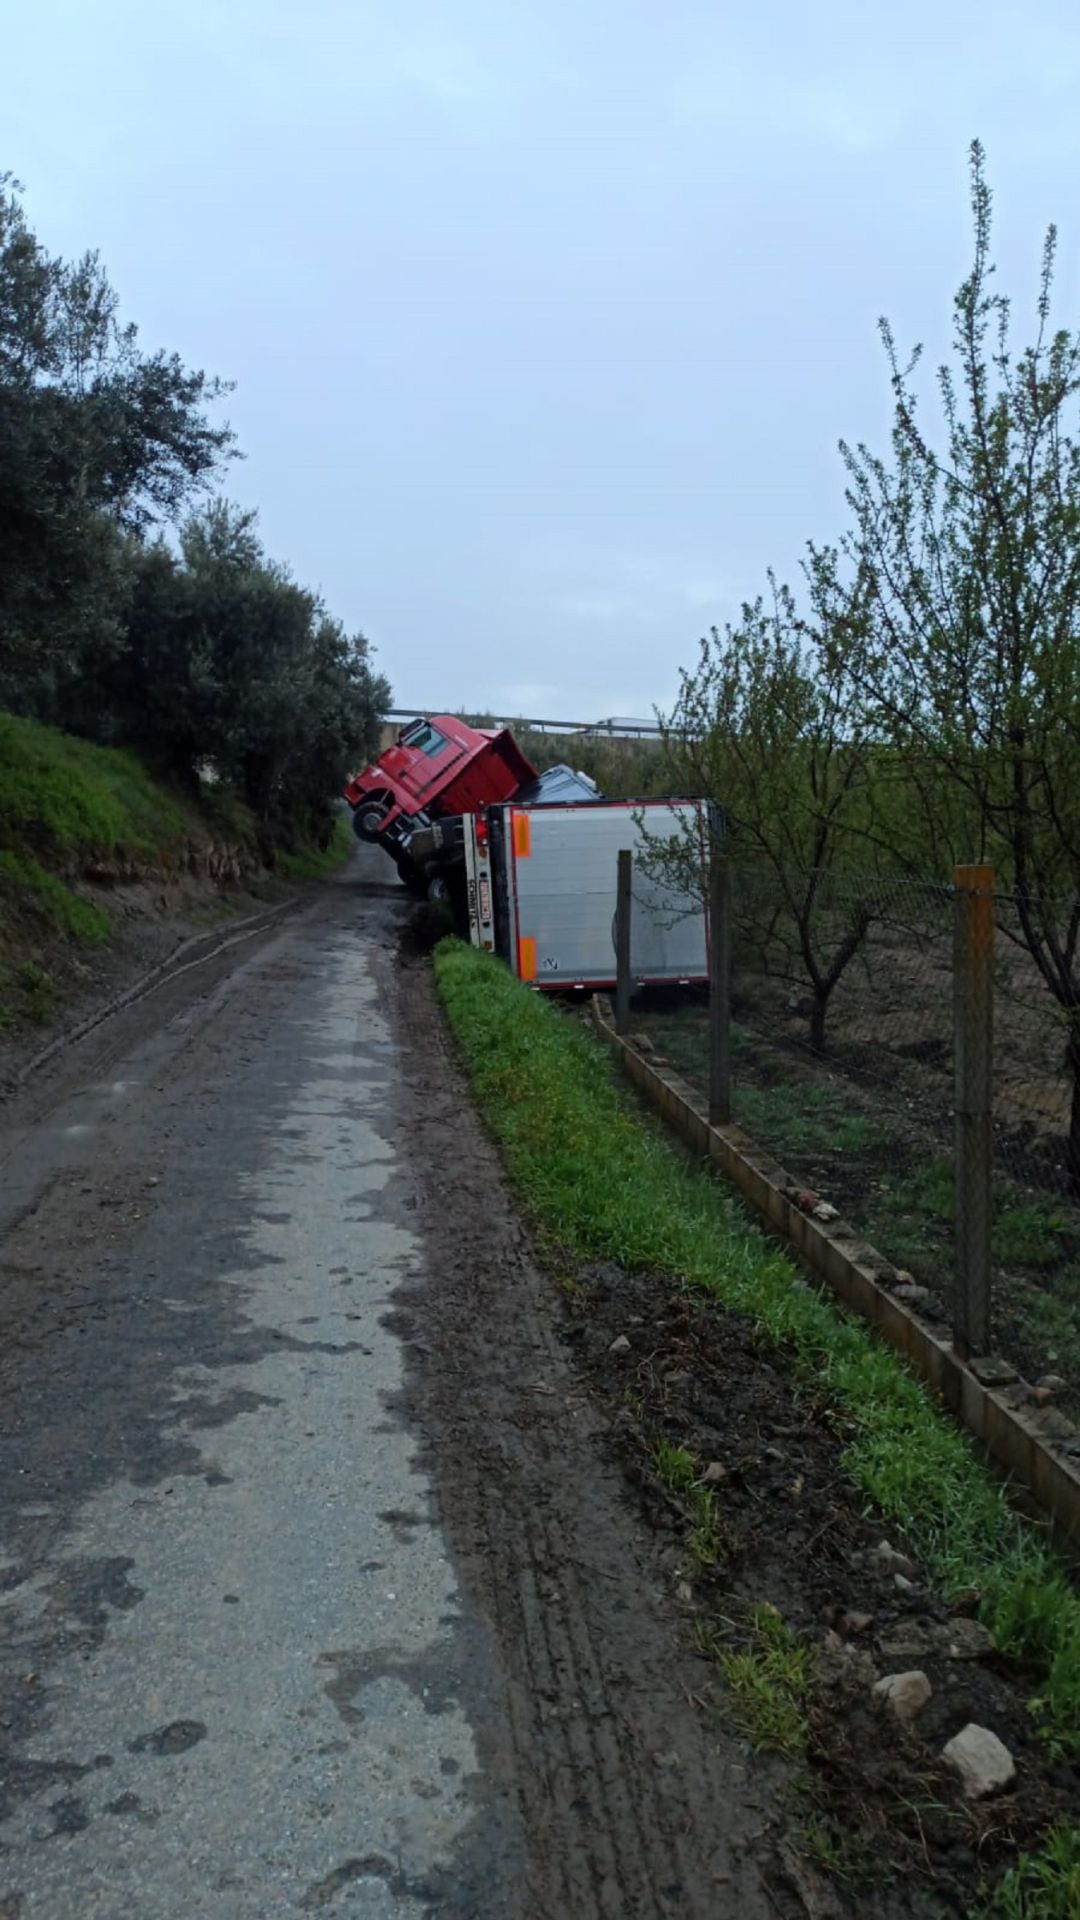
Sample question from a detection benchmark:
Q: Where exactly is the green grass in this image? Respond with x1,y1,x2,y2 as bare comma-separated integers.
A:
884,1157,954,1223
717,1603,814,1756
434,940,1080,1761
870,1162,1079,1369
876,1162,1070,1272
980,1825,1080,1917
994,1202,1071,1274
0,710,186,859
277,814,353,880
736,1076,884,1158
653,1442,726,1564
0,851,111,945
1027,1278,1080,1355
686,1480,725,1566
14,959,59,1024
0,712,183,1004
654,1441,697,1492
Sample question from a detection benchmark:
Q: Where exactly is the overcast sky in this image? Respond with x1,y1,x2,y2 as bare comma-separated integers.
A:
6,1,1080,721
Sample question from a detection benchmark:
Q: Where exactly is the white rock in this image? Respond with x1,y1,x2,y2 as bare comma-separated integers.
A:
873,1540,915,1578
873,1670,932,1725
942,1724,1016,1799
701,1461,728,1485
608,1334,632,1355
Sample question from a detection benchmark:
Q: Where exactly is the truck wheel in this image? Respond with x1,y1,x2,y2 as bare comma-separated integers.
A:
430,868,468,933
393,854,427,896
353,802,387,843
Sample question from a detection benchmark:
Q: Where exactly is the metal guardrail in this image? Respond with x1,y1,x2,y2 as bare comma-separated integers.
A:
382,709,664,740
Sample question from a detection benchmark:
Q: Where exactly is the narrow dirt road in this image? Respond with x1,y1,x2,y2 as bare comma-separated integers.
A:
0,851,783,1919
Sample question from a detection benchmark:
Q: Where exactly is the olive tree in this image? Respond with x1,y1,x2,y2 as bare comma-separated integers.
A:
0,173,234,701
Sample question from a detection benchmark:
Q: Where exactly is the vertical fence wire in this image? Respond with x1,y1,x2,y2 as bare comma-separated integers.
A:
953,867,994,1358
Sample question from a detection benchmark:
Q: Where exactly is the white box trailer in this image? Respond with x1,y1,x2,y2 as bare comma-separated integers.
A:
462,798,712,989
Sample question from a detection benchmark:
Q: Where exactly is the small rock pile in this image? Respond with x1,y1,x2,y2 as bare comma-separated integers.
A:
848,1539,1017,1800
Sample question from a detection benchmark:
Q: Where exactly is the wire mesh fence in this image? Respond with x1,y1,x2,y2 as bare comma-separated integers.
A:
622,860,1080,1417
992,890,1079,1195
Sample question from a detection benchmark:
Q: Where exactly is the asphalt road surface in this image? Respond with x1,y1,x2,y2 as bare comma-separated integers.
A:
0,850,779,1919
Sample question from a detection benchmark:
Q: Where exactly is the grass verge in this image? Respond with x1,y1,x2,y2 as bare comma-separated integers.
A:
433,940,1080,1765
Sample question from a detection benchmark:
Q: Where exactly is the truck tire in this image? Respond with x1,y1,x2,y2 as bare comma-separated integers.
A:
353,802,387,843
393,853,428,896
429,867,469,934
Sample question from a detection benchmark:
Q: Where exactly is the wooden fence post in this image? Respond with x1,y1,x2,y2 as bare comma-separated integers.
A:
954,864,994,1358
615,849,633,1035
709,850,732,1126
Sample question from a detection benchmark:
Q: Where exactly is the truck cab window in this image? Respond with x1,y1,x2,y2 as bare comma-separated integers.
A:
400,721,448,758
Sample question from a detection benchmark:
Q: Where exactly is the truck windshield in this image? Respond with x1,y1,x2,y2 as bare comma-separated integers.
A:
400,721,449,758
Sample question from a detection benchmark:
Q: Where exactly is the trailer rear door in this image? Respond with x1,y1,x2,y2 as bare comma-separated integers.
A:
462,815,496,950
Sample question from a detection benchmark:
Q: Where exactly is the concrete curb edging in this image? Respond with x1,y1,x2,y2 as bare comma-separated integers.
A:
592,997,1080,1548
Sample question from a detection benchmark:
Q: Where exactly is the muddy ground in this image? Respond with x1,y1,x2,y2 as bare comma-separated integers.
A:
562,1264,1079,1912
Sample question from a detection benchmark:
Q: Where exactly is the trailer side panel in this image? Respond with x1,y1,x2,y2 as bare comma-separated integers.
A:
501,801,707,988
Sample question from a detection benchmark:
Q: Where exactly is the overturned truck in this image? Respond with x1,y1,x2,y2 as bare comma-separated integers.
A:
344,715,711,985
343,714,599,896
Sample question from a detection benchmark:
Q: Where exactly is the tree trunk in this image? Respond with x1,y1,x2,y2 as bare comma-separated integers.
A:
1067,1025,1080,1200
810,993,828,1054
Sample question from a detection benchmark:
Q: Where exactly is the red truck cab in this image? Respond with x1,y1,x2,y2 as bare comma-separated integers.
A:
344,715,537,875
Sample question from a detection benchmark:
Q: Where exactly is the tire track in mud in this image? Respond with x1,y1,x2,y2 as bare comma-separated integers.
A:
384,950,786,1920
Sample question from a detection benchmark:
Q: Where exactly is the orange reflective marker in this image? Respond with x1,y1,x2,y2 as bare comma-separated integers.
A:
518,937,537,982
512,812,531,858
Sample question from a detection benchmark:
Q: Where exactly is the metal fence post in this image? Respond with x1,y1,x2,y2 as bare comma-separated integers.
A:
615,849,632,1035
954,864,994,1358
709,850,732,1125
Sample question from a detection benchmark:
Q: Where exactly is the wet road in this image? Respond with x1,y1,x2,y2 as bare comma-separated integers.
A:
0,854,779,1920
0,859,519,1917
